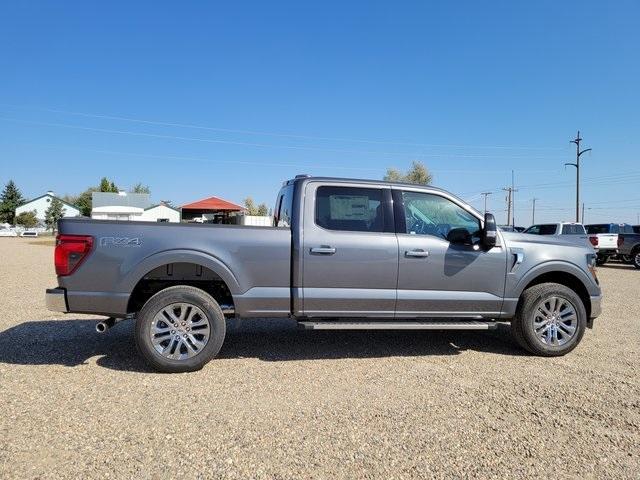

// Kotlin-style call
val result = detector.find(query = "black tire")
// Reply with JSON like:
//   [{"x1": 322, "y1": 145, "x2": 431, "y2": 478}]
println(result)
[
  {"x1": 621, "y1": 255, "x2": 633, "y2": 264},
  {"x1": 511, "y1": 282, "x2": 587, "y2": 357},
  {"x1": 632, "y1": 249, "x2": 640, "y2": 270},
  {"x1": 595, "y1": 254, "x2": 608, "y2": 266},
  {"x1": 135, "y1": 285, "x2": 226, "y2": 373}
]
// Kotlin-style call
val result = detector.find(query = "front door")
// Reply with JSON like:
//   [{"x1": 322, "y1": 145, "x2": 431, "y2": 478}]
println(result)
[
  {"x1": 301, "y1": 182, "x2": 398, "y2": 317},
  {"x1": 394, "y1": 188, "x2": 508, "y2": 318}
]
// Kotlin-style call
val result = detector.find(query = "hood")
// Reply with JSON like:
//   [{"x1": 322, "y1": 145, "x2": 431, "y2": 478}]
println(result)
[{"x1": 501, "y1": 232, "x2": 596, "y2": 251}]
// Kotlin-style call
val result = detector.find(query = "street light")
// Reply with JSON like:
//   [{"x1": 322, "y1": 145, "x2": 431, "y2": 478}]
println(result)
[{"x1": 565, "y1": 131, "x2": 592, "y2": 222}]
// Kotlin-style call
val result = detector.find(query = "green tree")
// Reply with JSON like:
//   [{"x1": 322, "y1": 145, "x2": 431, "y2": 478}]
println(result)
[
  {"x1": 75, "y1": 189, "x2": 95, "y2": 216},
  {"x1": 383, "y1": 161, "x2": 433, "y2": 185},
  {"x1": 0, "y1": 180, "x2": 25, "y2": 224},
  {"x1": 131, "y1": 182, "x2": 151, "y2": 194},
  {"x1": 99, "y1": 177, "x2": 119, "y2": 193},
  {"x1": 99, "y1": 177, "x2": 111, "y2": 192},
  {"x1": 244, "y1": 197, "x2": 269, "y2": 216},
  {"x1": 45, "y1": 197, "x2": 64, "y2": 234},
  {"x1": 257, "y1": 203, "x2": 269, "y2": 216},
  {"x1": 243, "y1": 197, "x2": 258, "y2": 215},
  {"x1": 15, "y1": 210, "x2": 38, "y2": 228}
]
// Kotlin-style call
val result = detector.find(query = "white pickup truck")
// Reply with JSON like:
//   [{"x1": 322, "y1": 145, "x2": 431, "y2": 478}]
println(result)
[{"x1": 585, "y1": 223, "x2": 635, "y2": 265}]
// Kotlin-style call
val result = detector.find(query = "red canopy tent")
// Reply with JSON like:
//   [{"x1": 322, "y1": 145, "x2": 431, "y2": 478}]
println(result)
[{"x1": 181, "y1": 196, "x2": 244, "y2": 223}]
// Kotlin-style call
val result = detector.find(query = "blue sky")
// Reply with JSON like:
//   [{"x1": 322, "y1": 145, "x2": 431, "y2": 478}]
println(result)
[{"x1": 1, "y1": 1, "x2": 638, "y2": 225}]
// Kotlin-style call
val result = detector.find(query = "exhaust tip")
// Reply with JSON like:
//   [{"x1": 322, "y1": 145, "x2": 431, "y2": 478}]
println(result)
[{"x1": 95, "y1": 317, "x2": 117, "y2": 333}]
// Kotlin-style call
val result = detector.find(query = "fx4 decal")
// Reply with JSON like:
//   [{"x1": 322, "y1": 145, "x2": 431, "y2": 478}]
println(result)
[{"x1": 100, "y1": 237, "x2": 142, "y2": 247}]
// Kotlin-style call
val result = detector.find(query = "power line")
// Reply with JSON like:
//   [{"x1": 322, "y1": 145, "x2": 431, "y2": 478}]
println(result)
[
  {"x1": 0, "y1": 116, "x2": 574, "y2": 160},
  {"x1": 0, "y1": 103, "x2": 566, "y2": 151}
]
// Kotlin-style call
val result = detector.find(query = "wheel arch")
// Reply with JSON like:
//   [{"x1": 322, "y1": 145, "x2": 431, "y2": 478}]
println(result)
[
  {"x1": 122, "y1": 250, "x2": 241, "y2": 314},
  {"x1": 515, "y1": 266, "x2": 593, "y2": 319}
]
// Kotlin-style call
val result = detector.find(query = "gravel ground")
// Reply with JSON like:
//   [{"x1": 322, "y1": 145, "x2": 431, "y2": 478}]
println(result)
[{"x1": 0, "y1": 238, "x2": 638, "y2": 479}]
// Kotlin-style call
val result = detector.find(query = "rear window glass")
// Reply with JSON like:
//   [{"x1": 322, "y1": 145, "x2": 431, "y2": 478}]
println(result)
[
  {"x1": 524, "y1": 224, "x2": 557, "y2": 235},
  {"x1": 315, "y1": 186, "x2": 384, "y2": 232},
  {"x1": 561, "y1": 224, "x2": 586, "y2": 235},
  {"x1": 586, "y1": 224, "x2": 610, "y2": 234},
  {"x1": 273, "y1": 184, "x2": 294, "y2": 227},
  {"x1": 620, "y1": 224, "x2": 634, "y2": 234}
]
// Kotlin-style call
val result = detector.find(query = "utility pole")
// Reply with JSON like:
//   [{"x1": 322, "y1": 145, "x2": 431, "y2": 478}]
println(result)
[
  {"x1": 566, "y1": 131, "x2": 592, "y2": 222},
  {"x1": 502, "y1": 171, "x2": 518, "y2": 227},
  {"x1": 581, "y1": 203, "x2": 585, "y2": 224},
  {"x1": 532, "y1": 198, "x2": 537, "y2": 224},
  {"x1": 511, "y1": 170, "x2": 516, "y2": 226},
  {"x1": 480, "y1": 192, "x2": 492, "y2": 215}
]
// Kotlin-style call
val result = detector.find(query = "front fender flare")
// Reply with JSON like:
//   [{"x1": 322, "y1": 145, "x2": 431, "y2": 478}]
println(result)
[{"x1": 510, "y1": 260, "x2": 597, "y2": 299}]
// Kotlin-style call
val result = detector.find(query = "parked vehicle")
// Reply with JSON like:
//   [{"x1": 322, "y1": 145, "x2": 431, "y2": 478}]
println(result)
[
  {"x1": 617, "y1": 231, "x2": 640, "y2": 269},
  {"x1": 0, "y1": 228, "x2": 18, "y2": 237},
  {"x1": 46, "y1": 176, "x2": 602, "y2": 372},
  {"x1": 498, "y1": 225, "x2": 526, "y2": 232},
  {"x1": 585, "y1": 223, "x2": 635, "y2": 265},
  {"x1": 523, "y1": 222, "x2": 595, "y2": 251}
]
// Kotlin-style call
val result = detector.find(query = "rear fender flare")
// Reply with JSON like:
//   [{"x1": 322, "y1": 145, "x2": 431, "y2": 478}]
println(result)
[{"x1": 120, "y1": 249, "x2": 242, "y2": 295}]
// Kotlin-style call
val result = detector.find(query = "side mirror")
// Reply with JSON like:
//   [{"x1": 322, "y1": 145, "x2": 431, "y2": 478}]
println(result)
[
  {"x1": 482, "y1": 213, "x2": 497, "y2": 249},
  {"x1": 447, "y1": 228, "x2": 472, "y2": 245}
]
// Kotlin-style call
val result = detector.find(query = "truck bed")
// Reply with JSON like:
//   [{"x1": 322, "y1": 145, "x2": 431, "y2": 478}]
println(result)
[{"x1": 57, "y1": 218, "x2": 292, "y2": 317}]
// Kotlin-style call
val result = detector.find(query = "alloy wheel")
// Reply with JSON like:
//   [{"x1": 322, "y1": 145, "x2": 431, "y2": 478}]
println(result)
[
  {"x1": 532, "y1": 296, "x2": 578, "y2": 347},
  {"x1": 150, "y1": 303, "x2": 211, "y2": 360}
]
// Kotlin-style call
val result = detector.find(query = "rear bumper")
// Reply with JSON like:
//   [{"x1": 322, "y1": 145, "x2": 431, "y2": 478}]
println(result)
[{"x1": 46, "y1": 288, "x2": 68, "y2": 313}]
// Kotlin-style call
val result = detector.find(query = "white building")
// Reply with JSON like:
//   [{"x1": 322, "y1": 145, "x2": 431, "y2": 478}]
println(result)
[
  {"x1": 91, "y1": 205, "x2": 145, "y2": 221},
  {"x1": 91, "y1": 191, "x2": 180, "y2": 222},
  {"x1": 15, "y1": 191, "x2": 81, "y2": 224},
  {"x1": 141, "y1": 204, "x2": 181, "y2": 223}
]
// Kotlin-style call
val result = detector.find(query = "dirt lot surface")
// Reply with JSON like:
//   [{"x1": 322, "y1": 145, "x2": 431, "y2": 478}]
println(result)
[{"x1": 0, "y1": 238, "x2": 638, "y2": 479}]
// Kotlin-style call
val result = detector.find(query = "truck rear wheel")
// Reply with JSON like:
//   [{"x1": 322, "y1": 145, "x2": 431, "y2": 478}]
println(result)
[
  {"x1": 633, "y1": 249, "x2": 640, "y2": 269},
  {"x1": 135, "y1": 285, "x2": 226, "y2": 373},
  {"x1": 511, "y1": 283, "x2": 586, "y2": 356}
]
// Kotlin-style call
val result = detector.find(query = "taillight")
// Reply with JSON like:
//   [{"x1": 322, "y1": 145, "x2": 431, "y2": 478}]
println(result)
[
  {"x1": 589, "y1": 236, "x2": 598, "y2": 247},
  {"x1": 618, "y1": 236, "x2": 624, "y2": 247},
  {"x1": 55, "y1": 235, "x2": 93, "y2": 276}
]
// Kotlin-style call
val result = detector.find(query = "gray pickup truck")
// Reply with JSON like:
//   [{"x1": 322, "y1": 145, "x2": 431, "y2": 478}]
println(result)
[
  {"x1": 47, "y1": 176, "x2": 602, "y2": 372},
  {"x1": 617, "y1": 227, "x2": 640, "y2": 269}
]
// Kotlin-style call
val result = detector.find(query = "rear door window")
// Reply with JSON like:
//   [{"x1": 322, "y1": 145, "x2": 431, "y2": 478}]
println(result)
[{"x1": 315, "y1": 186, "x2": 385, "y2": 232}]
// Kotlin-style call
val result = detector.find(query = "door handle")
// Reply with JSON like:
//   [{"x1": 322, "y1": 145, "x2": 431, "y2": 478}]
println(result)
[
  {"x1": 405, "y1": 249, "x2": 429, "y2": 258},
  {"x1": 310, "y1": 246, "x2": 337, "y2": 255}
]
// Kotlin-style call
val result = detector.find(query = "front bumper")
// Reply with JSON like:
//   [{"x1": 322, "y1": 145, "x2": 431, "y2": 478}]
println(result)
[
  {"x1": 590, "y1": 294, "x2": 602, "y2": 319},
  {"x1": 46, "y1": 288, "x2": 68, "y2": 313}
]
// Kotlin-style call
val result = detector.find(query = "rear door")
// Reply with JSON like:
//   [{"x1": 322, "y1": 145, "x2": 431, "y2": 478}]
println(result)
[
  {"x1": 301, "y1": 182, "x2": 398, "y2": 317},
  {"x1": 394, "y1": 188, "x2": 508, "y2": 317}
]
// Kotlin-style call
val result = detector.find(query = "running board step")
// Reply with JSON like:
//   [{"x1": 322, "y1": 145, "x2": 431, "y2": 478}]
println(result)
[{"x1": 298, "y1": 320, "x2": 498, "y2": 331}]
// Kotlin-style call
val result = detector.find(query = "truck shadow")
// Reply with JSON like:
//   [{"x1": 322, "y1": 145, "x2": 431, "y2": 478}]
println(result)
[{"x1": 0, "y1": 318, "x2": 525, "y2": 373}]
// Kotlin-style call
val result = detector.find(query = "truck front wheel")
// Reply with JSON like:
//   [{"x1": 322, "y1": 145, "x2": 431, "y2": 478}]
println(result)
[
  {"x1": 511, "y1": 283, "x2": 586, "y2": 356},
  {"x1": 135, "y1": 285, "x2": 226, "y2": 373}
]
